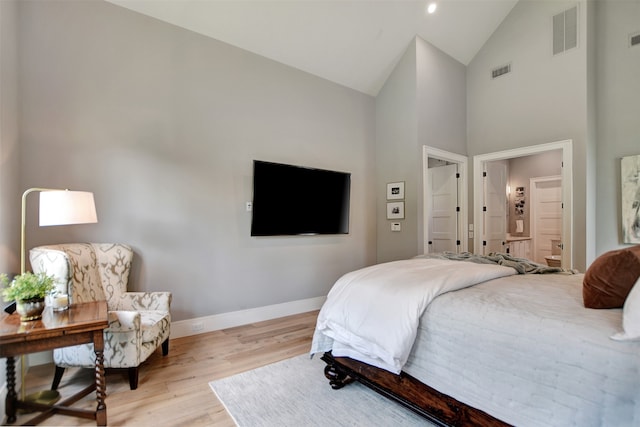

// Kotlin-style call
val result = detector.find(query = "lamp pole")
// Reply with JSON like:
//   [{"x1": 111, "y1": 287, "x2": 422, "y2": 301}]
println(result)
[{"x1": 20, "y1": 188, "x2": 56, "y2": 274}]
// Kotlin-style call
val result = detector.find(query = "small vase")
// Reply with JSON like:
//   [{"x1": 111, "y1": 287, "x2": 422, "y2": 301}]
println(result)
[{"x1": 16, "y1": 298, "x2": 46, "y2": 321}]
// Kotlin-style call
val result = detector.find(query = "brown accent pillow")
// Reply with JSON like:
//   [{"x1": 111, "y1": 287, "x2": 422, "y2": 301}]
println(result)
[{"x1": 583, "y1": 245, "x2": 640, "y2": 308}]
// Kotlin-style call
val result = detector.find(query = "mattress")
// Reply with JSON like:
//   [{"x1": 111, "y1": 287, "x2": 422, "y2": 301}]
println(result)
[{"x1": 403, "y1": 273, "x2": 640, "y2": 427}]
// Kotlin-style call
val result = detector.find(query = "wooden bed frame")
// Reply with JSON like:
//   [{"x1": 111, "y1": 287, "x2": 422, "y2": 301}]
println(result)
[{"x1": 321, "y1": 351, "x2": 509, "y2": 427}]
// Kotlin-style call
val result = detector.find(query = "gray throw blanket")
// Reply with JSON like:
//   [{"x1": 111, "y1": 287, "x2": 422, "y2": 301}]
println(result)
[{"x1": 415, "y1": 252, "x2": 574, "y2": 274}]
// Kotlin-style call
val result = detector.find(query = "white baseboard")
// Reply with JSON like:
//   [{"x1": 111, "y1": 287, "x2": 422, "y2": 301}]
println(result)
[
  {"x1": 11, "y1": 352, "x2": 53, "y2": 368},
  {"x1": 171, "y1": 296, "x2": 325, "y2": 339},
  {"x1": 28, "y1": 351, "x2": 53, "y2": 366}
]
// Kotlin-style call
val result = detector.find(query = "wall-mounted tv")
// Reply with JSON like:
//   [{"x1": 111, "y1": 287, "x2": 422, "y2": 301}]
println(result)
[{"x1": 251, "y1": 160, "x2": 351, "y2": 236}]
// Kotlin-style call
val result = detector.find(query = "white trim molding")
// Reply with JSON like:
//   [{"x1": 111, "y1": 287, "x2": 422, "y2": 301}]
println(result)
[{"x1": 170, "y1": 296, "x2": 325, "y2": 339}]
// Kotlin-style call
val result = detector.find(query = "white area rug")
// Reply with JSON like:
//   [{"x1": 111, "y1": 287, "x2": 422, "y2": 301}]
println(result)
[{"x1": 209, "y1": 354, "x2": 433, "y2": 426}]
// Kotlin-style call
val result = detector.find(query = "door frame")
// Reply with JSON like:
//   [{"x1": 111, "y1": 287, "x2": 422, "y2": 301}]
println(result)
[
  {"x1": 530, "y1": 175, "x2": 562, "y2": 263},
  {"x1": 422, "y1": 146, "x2": 468, "y2": 254},
  {"x1": 473, "y1": 140, "x2": 573, "y2": 268}
]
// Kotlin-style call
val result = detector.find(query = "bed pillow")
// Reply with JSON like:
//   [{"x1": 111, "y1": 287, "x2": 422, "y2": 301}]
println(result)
[
  {"x1": 583, "y1": 245, "x2": 640, "y2": 309},
  {"x1": 611, "y1": 277, "x2": 640, "y2": 341}
]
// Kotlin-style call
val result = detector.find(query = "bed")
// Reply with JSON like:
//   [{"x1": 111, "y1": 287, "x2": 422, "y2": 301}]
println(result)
[{"x1": 310, "y1": 251, "x2": 640, "y2": 427}]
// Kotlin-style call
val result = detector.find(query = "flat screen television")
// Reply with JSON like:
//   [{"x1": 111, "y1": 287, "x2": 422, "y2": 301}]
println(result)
[{"x1": 251, "y1": 160, "x2": 351, "y2": 236}]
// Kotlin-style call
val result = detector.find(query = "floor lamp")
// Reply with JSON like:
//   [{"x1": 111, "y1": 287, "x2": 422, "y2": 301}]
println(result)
[{"x1": 19, "y1": 188, "x2": 98, "y2": 404}]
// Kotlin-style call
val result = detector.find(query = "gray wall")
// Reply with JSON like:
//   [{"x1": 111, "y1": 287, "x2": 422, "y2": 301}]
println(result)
[
  {"x1": 0, "y1": 0, "x2": 19, "y2": 416},
  {"x1": 467, "y1": 0, "x2": 591, "y2": 271},
  {"x1": 595, "y1": 0, "x2": 640, "y2": 252},
  {"x1": 416, "y1": 37, "x2": 467, "y2": 157},
  {"x1": 0, "y1": 0, "x2": 19, "y2": 275},
  {"x1": 375, "y1": 37, "x2": 466, "y2": 262},
  {"x1": 375, "y1": 40, "x2": 418, "y2": 262},
  {"x1": 14, "y1": 0, "x2": 377, "y2": 321}
]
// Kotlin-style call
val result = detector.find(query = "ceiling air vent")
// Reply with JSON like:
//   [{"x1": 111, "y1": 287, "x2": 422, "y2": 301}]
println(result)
[
  {"x1": 630, "y1": 32, "x2": 640, "y2": 48},
  {"x1": 491, "y1": 63, "x2": 511, "y2": 79},
  {"x1": 553, "y1": 5, "x2": 578, "y2": 55}
]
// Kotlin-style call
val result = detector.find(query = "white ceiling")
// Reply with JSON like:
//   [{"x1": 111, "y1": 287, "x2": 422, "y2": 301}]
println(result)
[{"x1": 107, "y1": 0, "x2": 518, "y2": 96}]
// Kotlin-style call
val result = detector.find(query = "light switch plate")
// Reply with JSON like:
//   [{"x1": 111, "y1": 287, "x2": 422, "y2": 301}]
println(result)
[{"x1": 391, "y1": 223, "x2": 401, "y2": 232}]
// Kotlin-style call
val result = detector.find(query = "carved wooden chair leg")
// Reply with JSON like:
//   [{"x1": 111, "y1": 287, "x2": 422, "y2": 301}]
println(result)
[
  {"x1": 51, "y1": 366, "x2": 66, "y2": 390},
  {"x1": 128, "y1": 366, "x2": 139, "y2": 390},
  {"x1": 162, "y1": 338, "x2": 169, "y2": 356}
]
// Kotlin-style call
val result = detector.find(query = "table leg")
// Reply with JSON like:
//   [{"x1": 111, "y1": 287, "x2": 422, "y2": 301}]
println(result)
[
  {"x1": 5, "y1": 356, "x2": 16, "y2": 424},
  {"x1": 93, "y1": 331, "x2": 107, "y2": 426}
]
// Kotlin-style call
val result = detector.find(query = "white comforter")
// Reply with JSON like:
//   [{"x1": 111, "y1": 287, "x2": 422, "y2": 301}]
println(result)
[
  {"x1": 404, "y1": 273, "x2": 640, "y2": 426},
  {"x1": 310, "y1": 258, "x2": 516, "y2": 373}
]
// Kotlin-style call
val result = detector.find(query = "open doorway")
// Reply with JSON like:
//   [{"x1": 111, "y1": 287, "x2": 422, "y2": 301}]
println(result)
[
  {"x1": 473, "y1": 140, "x2": 573, "y2": 269},
  {"x1": 530, "y1": 175, "x2": 562, "y2": 264},
  {"x1": 422, "y1": 146, "x2": 468, "y2": 254}
]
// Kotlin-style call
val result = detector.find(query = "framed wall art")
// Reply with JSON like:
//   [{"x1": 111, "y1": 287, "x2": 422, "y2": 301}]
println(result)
[
  {"x1": 386, "y1": 201, "x2": 404, "y2": 219},
  {"x1": 621, "y1": 154, "x2": 640, "y2": 244},
  {"x1": 514, "y1": 186, "x2": 525, "y2": 217},
  {"x1": 386, "y1": 182, "x2": 405, "y2": 200}
]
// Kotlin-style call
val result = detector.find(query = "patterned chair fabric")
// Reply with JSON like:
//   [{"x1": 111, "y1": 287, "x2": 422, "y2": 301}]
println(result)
[{"x1": 30, "y1": 243, "x2": 172, "y2": 390}]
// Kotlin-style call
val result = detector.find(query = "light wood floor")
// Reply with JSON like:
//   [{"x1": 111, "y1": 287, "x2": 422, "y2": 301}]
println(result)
[{"x1": 5, "y1": 310, "x2": 319, "y2": 426}]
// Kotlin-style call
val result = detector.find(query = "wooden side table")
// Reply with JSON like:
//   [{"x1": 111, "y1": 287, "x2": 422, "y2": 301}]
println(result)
[{"x1": 0, "y1": 301, "x2": 109, "y2": 426}]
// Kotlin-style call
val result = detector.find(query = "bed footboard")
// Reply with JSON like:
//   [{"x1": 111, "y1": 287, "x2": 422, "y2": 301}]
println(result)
[{"x1": 321, "y1": 352, "x2": 509, "y2": 427}]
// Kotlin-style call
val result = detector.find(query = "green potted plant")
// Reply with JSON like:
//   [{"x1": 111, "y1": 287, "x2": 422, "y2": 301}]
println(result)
[{"x1": 1, "y1": 272, "x2": 55, "y2": 321}]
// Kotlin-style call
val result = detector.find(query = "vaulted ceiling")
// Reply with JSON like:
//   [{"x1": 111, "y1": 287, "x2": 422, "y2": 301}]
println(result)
[{"x1": 107, "y1": 0, "x2": 518, "y2": 96}]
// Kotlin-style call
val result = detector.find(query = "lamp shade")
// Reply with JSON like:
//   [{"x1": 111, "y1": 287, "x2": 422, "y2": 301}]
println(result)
[{"x1": 39, "y1": 190, "x2": 98, "y2": 226}]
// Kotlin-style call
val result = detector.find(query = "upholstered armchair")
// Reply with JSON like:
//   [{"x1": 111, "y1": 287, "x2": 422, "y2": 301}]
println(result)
[{"x1": 30, "y1": 243, "x2": 172, "y2": 390}]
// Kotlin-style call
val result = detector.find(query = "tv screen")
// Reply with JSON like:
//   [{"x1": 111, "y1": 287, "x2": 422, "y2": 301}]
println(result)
[{"x1": 251, "y1": 160, "x2": 351, "y2": 236}]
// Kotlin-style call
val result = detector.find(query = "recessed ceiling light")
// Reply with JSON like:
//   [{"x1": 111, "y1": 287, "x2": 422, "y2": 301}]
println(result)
[{"x1": 427, "y1": 2, "x2": 437, "y2": 14}]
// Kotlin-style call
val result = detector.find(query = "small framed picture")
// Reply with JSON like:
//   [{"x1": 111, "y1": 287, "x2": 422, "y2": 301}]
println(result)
[
  {"x1": 386, "y1": 202, "x2": 404, "y2": 219},
  {"x1": 387, "y1": 181, "x2": 405, "y2": 200}
]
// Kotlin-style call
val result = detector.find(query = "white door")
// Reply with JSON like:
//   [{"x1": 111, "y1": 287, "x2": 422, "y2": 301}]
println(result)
[
  {"x1": 428, "y1": 164, "x2": 458, "y2": 253},
  {"x1": 483, "y1": 161, "x2": 507, "y2": 254},
  {"x1": 531, "y1": 177, "x2": 562, "y2": 264}
]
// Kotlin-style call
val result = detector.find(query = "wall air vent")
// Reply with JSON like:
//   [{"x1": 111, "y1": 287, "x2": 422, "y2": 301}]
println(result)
[
  {"x1": 553, "y1": 5, "x2": 578, "y2": 55},
  {"x1": 630, "y1": 32, "x2": 640, "y2": 48},
  {"x1": 491, "y1": 63, "x2": 511, "y2": 79}
]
